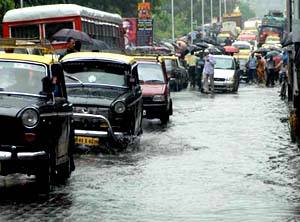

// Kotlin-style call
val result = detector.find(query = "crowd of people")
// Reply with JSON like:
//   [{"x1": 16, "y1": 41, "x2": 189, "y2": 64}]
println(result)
[{"x1": 244, "y1": 50, "x2": 288, "y2": 88}]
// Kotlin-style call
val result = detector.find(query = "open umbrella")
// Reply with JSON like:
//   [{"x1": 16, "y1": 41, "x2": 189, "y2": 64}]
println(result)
[
  {"x1": 51, "y1": 29, "x2": 93, "y2": 43},
  {"x1": 266, "y1": 50, "x2": 281, "y2": 58},
  {"x1": 196, "y1": 42, "x2": 209, "y2": 49},
  {"x1": 224, "y1": 46, "x2": 239, "y2": 53},
  {"x1": 254, "y1": 47, "x2": 270, "y2": 54}
]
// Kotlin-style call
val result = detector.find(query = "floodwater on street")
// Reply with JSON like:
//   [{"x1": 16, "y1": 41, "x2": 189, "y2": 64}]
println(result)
[{"x1": 0, "y1": 85, "x2": 300, "y2": 222}]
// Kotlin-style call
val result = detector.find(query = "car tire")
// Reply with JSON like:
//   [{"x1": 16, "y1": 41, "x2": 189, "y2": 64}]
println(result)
[
  {"x1": 169, "y1": 99, "x2": 173, "y2": 116},
  {"x1": 160, "y1": 112, "x2": 170, "y2": 124},
  {"x1": 56, "y1": 158, "x2": 71, "y2": 183},
  {"x1": 36, "y1": 160, "x2": 51, "y2": 193}
]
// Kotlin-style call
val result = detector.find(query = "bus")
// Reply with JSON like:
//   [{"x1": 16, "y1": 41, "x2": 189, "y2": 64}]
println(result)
[{"x1": 2, "y1": 4, "x2": 124, "y2": 50}]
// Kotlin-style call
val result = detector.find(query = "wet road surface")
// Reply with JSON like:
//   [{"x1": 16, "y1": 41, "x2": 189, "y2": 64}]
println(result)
[{"x1": 0, "y1": 85, "x2": 300, "y2": 221}]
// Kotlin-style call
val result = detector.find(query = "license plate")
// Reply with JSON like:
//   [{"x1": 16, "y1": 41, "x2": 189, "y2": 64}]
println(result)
[{"x1": 75, "y1": 136, "x2": 99, "y2": 146}]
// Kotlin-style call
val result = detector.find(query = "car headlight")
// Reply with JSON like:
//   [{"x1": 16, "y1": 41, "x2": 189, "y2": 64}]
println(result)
[
  {"x1": 114, "y1": 101, "x2": 126, "y2": 114},
  {"x1": 153, "y1": 95, "x2": 166, "y2": 102},
  {"x1": 21, "y1": 108, "x2": 39, "y2": 128},
  {"x1": 227, "y1": 76, "x2": 234, "y2": 81}
]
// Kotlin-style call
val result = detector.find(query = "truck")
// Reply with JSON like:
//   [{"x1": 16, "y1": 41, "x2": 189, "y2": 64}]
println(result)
[
  {"x1": 258, "y1": 10, "x2": 286, "y2": 46},
  {"x1": 223, "y1": 7, "x2": 243, "y2": 30}
]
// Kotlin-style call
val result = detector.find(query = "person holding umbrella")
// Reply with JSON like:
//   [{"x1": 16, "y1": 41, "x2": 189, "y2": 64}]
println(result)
[
  {"x1": 203, "y1": 49, "x2": 216, "y2": 94},
  {"x1": 266, "y1": 55, "x2": 275, "y2": 87}
]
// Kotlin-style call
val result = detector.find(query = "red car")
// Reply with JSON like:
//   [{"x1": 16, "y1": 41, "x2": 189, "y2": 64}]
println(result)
[{"x1": 135, "y1": 56, "x2": 173, "y2": 124}]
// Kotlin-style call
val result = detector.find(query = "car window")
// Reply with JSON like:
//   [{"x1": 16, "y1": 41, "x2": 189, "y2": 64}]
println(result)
[
  {"x1": 215, "y1": 58, "x2": 234, "y2": 70},
  {"x1": 137, "y1": 63, "x2": 165, "y2": 84},
  {"x1": 0, "y1": 61, "x2": 46, "y2": 94},
  {"x1": 63, "y1": 61, "x2": 127, "y2": 87},
  {"x1": 164, "y1": 59, "x2": 177, "y2": 72},
  {"x1": 232, "y1": 44, "x2": 251, "y2": 50}
]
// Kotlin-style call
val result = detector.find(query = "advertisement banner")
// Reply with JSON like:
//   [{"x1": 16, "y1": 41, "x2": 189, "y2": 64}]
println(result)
[
  {"x1": 137, "y1": 19, "x2": 153, "y2": 46},
  {"x1": 138, "y1": 2, "x2": 151, "y2": 19},
  {"x1": 123, "y1": 18, "x2": 137, "y2": 47}
]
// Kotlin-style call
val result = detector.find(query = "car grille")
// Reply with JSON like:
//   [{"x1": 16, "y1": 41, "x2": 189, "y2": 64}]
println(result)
[
  {"x1": 0, "y1": 116, "x2": 24, "y2": 145},
  {"x1": 142, "y1": 96, "x2": 153, "y2": 104},
  {"x1": 214, "y1": 78, "x2": 225, "y2": 82},
  {"x1": 73, "y1": 106, "x2": 111, "y2": 131},
  {"x1": 73, "y1": 106, "x2": 109, "y2": 118}
]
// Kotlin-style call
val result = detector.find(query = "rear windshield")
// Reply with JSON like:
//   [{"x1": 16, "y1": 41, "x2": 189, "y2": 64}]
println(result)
[
  {"x1": 137, "y1": 63, "x2": 165, "y2": 84},
  {"x1": 0, "y1": 61, "x2": 46, "y2": 94}
]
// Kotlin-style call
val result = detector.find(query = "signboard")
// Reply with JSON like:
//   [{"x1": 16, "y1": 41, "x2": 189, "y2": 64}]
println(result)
[
  {"x1": 123, "y1": 18, "x2": 137, "y2": 47},
  {"x1": 138, "y1": 2, "x2": 151, "y2": 19},
  {"x1": 137, "y1": 19, "x2": 153, "y2": 46}
]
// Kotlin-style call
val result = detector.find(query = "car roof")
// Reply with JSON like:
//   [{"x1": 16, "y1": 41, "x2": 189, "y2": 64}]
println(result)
[
  {"x1": 61, "y1": 52, "x2": 136, "y2": 65},
  {"x1": 132, "y1": 55, "x2": 164, "y2": 63},
  {"x1": 159, "y1": 55, "x2": 177, "y2": 60},
  {"x1": 213, "y1": 55, "x2": 234, "y2": 59},
  {"x1": 0, "y1": 53, "x2": 54, "y2": 64}
]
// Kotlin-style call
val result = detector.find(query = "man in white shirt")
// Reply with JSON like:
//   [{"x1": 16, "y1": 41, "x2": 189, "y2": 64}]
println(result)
[{"x1": 203, "y1": 49, "x2": 216, "y2": 93}]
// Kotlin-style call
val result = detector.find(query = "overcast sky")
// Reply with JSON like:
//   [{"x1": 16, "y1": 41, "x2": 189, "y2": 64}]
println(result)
[{"x1": 245, "y1": 0, "x2": 286, "y2": 18}]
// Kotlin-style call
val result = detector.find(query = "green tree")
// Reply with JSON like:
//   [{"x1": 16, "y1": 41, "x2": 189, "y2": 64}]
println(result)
[
  {"x1": 238, "y1": 1, "x2": 255, "y2": 21},
  {"x1": 0, "y1": 0, "x2": 14, "y2": 21}
]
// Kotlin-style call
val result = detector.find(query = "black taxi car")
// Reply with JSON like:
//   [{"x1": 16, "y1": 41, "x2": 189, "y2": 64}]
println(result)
[
  {"x1": 61, "y1": 52, "x2": 143, "y2": 153},
  {"x1": 0, "y1": 53, "x2": 74, "y2": 189},
  {"x1": 161, "y1": 55, "x2": 189, "y2": 91}
]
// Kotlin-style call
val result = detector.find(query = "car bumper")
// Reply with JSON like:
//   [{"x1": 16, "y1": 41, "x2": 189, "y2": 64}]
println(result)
[
  {"x1": 73, "y1": 113, "x2": 126, "y2": 151},
  {"x1": 214, "y1": 81, "x2": 235, "y2": 91},
  {"x1": 143, "y1": 103, "x2": 168, "y2": 119},
  {"x1": 0, "y1": 150, "x2": 47, "y2": 161}
]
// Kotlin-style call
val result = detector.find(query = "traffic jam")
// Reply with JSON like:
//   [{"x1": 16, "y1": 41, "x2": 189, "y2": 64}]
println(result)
[{"x1": 0, "y1": 1, "x2": 300, "y2": 221}]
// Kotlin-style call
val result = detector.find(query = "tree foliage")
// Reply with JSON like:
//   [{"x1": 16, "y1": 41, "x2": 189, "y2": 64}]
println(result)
[
  {"x1": 239, "y1": 1, "x2": 256, "y2": 21},
  {"x1": 0, "y1": 0, "x2": 14, "y2": 21}
]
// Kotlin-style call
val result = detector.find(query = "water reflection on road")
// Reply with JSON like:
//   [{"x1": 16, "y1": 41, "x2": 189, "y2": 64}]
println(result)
[{"x1": 0, "y1": 85, "x2": 300, "y2": 222}]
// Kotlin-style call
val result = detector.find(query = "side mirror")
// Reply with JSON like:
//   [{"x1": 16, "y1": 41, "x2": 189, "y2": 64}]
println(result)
[
  {"x1": 129, "y1": 77, "x2": 136, "y2": 88},
  {"x1": 41, "y1": 76, "x2": 53, "y2": 99}
]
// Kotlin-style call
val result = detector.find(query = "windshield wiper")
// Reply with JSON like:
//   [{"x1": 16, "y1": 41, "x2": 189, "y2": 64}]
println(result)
[
  {"x1": 145, "y1": 80, "x2": 164, "y2": 83},
  {"x1": 65, "y1": 74, "x2": 84, "y2": 84}
]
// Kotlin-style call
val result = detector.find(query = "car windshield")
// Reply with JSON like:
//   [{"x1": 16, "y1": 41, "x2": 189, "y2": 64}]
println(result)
[
  {"x1": 215, "y1": 57, "x2": 234, "y2": 69},
  {"x1": 0, "y1": 61, "x2": 46, "y2": 94},
  {"x1": 233, "y1": 44, "x2": 251, "y2": 50},
  {"x1": 63, "y1": 61, "x2": 127, "y2": 87},
  {"x1": 138, "y1": 63, "x2": 165, "y2": 83}
]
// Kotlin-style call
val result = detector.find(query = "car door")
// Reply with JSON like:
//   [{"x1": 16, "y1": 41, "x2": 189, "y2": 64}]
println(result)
[
  {"x1": 50, "y1": 64, "x2": 73, "y2": 165},
  {"x1": 131, "y1": 65, "x2": 143, "y2": 135}
]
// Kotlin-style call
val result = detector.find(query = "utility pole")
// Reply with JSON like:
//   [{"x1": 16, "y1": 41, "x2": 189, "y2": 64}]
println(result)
[
  {"x1": 219, "y1": 0, "x2": 222, "y2": 22},
  {"x1": 171, "y1": 0, "x2": 175, "y2": 42},
  {"x1": 211, "y1": 0, "x2": 213, "y2": 23},
  {"x1": 202, "y1": 0, "x2": 204, "y2": 40},
  {"x1": 191, "y1": 0, "x2": 193, "y2": 44},
  {"x1": 224, "y1": 0, "x2": 227, "y2": 15},
  {"x1": 20, "y1": 0, "x2": 23, "y2": 8}
]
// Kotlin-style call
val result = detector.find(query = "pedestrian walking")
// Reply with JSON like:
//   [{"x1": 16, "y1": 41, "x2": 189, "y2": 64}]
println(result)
[
  {"x1": 195, "y1": 52, "x2": 205, "y2": 90},
  {"x1": 184, "y1": 51, "x2": 197, "y2": 88},
  {"x1": 203, "y1": 49, "x2": 216, "y2": 94},
  {"x1": 256, "y1": 55, "x2": 265, "y2": 84},
  {"x1": 266, "y1": 55, "x2": 275, "y2": 87},
  {"x1": 247, "y1": 53, "x2": 257, "y2": 83}
]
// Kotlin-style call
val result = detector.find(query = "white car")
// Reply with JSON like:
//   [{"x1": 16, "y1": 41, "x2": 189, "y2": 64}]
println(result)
[{"x1": 212, "y1": 55, "x2": 240, "y2": 92}]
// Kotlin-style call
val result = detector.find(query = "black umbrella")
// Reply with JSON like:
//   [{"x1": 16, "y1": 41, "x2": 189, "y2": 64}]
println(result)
[
  {"x1": 254, "y1": 48, "x2": 270, "y2": 53},
  {"x1": 265, "y1": 50, "x2": 281, "y2": 58},
  {"x1": 196, "y1": 42, "x2": 209, "y2": 49},
  {"x1": 51, "y1": 29, "x2": 93, "y2": 43}
]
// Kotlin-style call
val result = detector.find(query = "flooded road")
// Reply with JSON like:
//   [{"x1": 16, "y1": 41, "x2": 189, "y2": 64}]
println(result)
[{"x1": 0, "y1": 85, "x2": 300, "y2": 221}]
